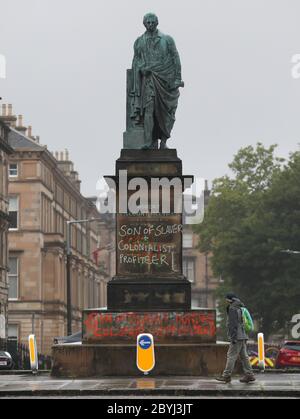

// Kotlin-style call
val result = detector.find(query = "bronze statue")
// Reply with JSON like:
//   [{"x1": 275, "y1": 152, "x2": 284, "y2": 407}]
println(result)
[{"x1": 129, "y1": 13, "x2": 184, "y2": 150}]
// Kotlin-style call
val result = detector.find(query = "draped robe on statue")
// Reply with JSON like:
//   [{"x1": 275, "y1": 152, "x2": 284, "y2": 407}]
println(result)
[{"x1": 130, "y1": 30, "x2": 183, "y2": 143}]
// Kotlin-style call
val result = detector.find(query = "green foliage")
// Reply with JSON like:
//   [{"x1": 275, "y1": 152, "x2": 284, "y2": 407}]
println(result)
[{"x1": 196, "y1": 144, "x2": 300, "y2": 339}]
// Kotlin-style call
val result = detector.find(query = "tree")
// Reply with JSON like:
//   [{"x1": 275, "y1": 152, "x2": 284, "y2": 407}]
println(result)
[{"x1": 195, "y1": 144, "x2": 300, "y2": 338}]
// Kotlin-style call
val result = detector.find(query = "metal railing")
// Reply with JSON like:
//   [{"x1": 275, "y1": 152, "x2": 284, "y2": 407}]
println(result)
[{"x1": 1, "y1": 339, "x2": 52, "y2": 370}]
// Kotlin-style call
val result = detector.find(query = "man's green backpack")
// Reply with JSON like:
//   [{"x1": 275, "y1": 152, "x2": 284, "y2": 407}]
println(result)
[{"x1": 241, "y1": 307, "x2": 254, "y2": 334}]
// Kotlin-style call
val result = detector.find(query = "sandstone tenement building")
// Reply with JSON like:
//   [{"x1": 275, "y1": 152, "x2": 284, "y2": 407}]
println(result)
[
  {"x1": 0, "y1": 105, "x2": 115, "y2": 354},
  {"x1": 0, "y1": 114, "x2": 13, "y2": 346}
]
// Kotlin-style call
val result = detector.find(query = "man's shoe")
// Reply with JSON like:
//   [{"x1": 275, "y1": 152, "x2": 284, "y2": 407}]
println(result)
[
  {"x1": 215, "y1": 376, "x2": 231, "y2": 384},
  {"x1": 239, "y1": 375, "x2": 256, "y2": 384}
]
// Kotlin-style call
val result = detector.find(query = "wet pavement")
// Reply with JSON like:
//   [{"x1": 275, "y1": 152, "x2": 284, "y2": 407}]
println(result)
[{"x1": 0, "y1": 373, "x2": 299, "y2": 397}]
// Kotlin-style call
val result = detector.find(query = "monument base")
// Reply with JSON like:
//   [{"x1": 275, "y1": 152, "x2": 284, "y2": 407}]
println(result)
[
  {"x1": 51, "y1": 308, "x2": 221, "y2": 378},
  {"x1": 82, "y1": 308, "x2": 216, "y2": 344},
  {"x1": 107, "y1": 277, "x2": 192, "y2": 311},
  {"x1": 51, "y1": 343, "x2": 229, "y2": 378}
]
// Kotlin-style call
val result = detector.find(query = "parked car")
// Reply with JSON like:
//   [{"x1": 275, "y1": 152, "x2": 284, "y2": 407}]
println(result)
[
  {"x1": 276, "y1": 341, "x2": 300, "y2": 369},
  {"x1": 53, "y1": 331, "x2": 82, "y2": 345},
  {"x1": 0, "y1": 351, "x2": 14, "y2": 370}
]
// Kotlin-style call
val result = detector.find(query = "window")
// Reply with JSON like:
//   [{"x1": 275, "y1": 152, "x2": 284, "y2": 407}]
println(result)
[
  {"x1": 9, "y1": 197, "x2": 19, "y2": 229},
  {"x1": 78, "y1": 274, "x2": 82, "y2": 310},
  {"x1": 89, "y1": 279, "x2": 94, "y2": 308},
  {"x1": 0, "y1": 231, "x2": 6, "y2": 269},
  {"x1": 8, "y1": 257, "x2": 19, "y2": 300},
  {"x1": 9, "y1": 163, "x2": 18, "y2": 177},
  {"x1": 8, "y1": 324, "x2": 19, "y2": 341},
  {"x1": 192, "y1": 297, "x2": 200, "y2": 308},
  {"x1": 192, "y1": 295, "x2": 207, "y2": 308},
  {"x1": 183, "y1": 258, "x2": 195, "y2": 283},
  {"x1": 183, "y1": 233, "x2": 193, "y2": 249},
  {"x1": 284, "y1": 343, "x2": 300, "y2": 352}
]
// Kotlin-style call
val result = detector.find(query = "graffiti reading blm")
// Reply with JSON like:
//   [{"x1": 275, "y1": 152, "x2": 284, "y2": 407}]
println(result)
[{"x1": 117, "y1": 215, "x2": 183, "y2": 276}]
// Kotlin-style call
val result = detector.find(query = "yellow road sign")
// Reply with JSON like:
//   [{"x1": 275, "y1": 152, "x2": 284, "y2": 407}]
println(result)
[{"x1": 137, "y1": 334, "x2": 155, "y2": 375}]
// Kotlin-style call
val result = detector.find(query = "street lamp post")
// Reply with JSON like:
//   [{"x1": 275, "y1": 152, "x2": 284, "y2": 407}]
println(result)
[{"x1": 66, "y1": 218, "x2": 103, "y2": 336}]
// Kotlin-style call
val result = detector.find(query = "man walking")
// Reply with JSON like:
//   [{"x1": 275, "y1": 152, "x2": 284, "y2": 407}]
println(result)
[{"x1": 216, "y1": 293, "x2": 256, "y2": 384}]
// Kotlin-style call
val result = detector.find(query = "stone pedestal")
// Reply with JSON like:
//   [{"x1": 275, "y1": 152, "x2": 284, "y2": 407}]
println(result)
[
  {"x1": 106, "y1": 149, "x2": 194, "y2": 311},
  {"x1": 52, "y1": 343, "x2": 229, "y2": 378}
]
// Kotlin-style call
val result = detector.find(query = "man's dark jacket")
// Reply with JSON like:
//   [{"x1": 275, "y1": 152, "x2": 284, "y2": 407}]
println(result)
[{"x1": 227, "y1": 299, "x2": 248, "y2": 343}]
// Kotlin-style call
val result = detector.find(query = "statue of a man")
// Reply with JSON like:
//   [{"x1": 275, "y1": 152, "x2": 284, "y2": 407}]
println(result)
[{"x1": 130, "y1": 13, "x2": 184, "y2": 150}]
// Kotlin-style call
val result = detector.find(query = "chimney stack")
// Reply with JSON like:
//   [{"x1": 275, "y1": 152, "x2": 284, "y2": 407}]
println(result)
[
  {"x1": 0, "y1": 103, "x2": 17, "y2": 127},
  {"x1": 27, "y1": 125, "x2": 32, "y2": 138},
  {"x1": 15, "y1": 114, "x2": 27, "y2": 134},
  {"x1": 55, "y1": 150, "x2": 81, "y2": 190}
]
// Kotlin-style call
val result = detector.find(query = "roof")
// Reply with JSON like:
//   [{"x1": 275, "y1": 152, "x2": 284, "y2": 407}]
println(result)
[
  {"x1": 8, "y1": 127, "x2": 44, "y2": 151},
  {"x1": 0, "y1": 120, "x2": 14, "y2": 154},
  {"x1": 0, "y1": 137, "x2": 14, "y2": 154}
]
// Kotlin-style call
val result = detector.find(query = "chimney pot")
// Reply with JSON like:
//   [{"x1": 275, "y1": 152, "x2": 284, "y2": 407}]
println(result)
[
  {"x1": 27, "y1": 126, "x2": 32, "y2": 137},
  {"x1": 18, "y1": 115, "x2": 23, "y2": 127},
  {"x1": 1, "y1": 104, "x2": 6, "y2": 116}
]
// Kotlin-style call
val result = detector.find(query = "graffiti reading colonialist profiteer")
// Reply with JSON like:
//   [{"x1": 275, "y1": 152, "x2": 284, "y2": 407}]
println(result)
[
  {"x1": 130, "y1": 13, "x2": 184, "y2": 150},
  {"x1": 117, "y1": 215, "x2": 183, "y2": 276}
]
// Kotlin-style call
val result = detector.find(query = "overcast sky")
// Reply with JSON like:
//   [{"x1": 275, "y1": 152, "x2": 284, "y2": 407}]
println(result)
[{"x1": 1, "y1": 0, "x2": 300, "y2": 195}]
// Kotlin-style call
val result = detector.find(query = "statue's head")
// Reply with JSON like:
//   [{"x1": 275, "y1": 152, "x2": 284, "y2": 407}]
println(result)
[{"x1": 143, "y1": 13, "x2": 159, "y2": 33}]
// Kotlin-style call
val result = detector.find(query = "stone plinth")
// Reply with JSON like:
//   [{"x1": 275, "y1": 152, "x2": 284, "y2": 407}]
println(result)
[
  {"x1": 52, "y1": 343, "x2": 229, "y2": 378},
  {"x1": 82, "y1": 309, "x2": 216, "y2": 344},
  {"x1": 106, "y1": 149, "x2": 194, "y2": 312}
]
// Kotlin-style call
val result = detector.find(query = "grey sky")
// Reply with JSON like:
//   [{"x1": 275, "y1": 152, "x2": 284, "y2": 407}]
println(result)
[{"x1": 1, "y1": 0, "x2": 300, "y2": 195}]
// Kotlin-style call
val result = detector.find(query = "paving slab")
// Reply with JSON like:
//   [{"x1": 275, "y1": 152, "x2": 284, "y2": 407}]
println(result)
[{"x1": 0, "y1": 374, "x2": 299, "y2": 398}]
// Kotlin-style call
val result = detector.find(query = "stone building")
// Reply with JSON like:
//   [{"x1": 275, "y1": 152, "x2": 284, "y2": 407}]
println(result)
[
  {"x1": 183, "y1": 225, "x2": 220, "y2": 308},
  {"x1": 0, "y1": 105, "x2": 114, "y2": 354},
  {"x1": 0, "y1": 116, "x2": 13, "y2": 346},
  {"x1": 183, "y1": 185, "x2": 220, "y2": 309}
]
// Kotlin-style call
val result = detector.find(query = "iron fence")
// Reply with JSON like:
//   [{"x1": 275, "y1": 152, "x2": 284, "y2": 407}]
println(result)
[{"x1": 0, "y1": 339, "x2": 52, "y2": 370}]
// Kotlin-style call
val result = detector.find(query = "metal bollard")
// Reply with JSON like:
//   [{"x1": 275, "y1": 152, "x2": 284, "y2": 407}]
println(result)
[
  {"x1": 28, "y1": 335, "x2": 39, "y2": 375},
  {"x1": 258, "y1": 333, "x2": 265, "y2": 371}
]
